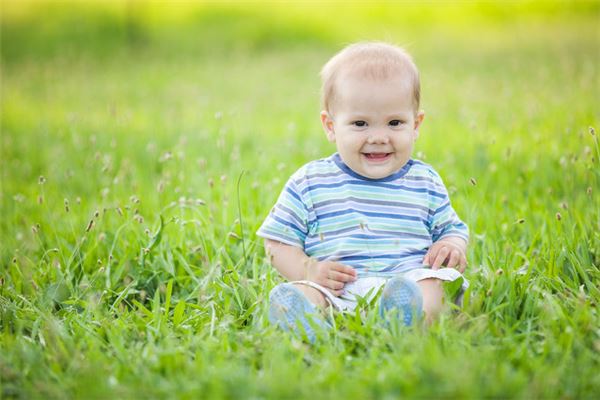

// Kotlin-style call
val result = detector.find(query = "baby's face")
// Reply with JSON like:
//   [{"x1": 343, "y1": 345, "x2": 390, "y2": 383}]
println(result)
[{"x1": 322, "y1": 74, "x2": 423, "y2": 179}]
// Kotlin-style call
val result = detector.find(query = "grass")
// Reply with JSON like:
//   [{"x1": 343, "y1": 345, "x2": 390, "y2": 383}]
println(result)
[{"x1": 1, "y1": 1, "x2": 599, "y2": 399}]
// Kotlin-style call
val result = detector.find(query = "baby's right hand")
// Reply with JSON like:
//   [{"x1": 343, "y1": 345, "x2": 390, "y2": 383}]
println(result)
[{"x1": 305, "y1": 260, "x2": 357, "y2": 297}]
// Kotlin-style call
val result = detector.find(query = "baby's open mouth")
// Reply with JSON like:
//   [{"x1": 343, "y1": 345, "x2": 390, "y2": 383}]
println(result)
[{"x1": 362, "y1": 152, "x2": 392, "y2": 161}]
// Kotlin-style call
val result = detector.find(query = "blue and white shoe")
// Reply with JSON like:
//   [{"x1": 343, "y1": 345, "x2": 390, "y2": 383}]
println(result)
[
  {"x1": 268, "y1": 283, "x2": 330, "y2": 343},
  {"x1": 378, "y1": 277, "x2": 423, "y2": 326}
]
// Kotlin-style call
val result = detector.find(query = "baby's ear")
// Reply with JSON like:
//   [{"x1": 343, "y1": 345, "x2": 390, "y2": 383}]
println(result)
[
  {"x1": 414, "y1": 110, "x2": 425, "y2": 138},
  {"x1": 321, "y1": 111, "x2": 336, "y2": 142}
]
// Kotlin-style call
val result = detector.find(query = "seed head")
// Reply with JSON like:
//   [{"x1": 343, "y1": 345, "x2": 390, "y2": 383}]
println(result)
[
  {"x1": 116, "y1": 207, "x2": 123, "y2": 216},
  {"x1": 469, "y1": 177, "x2": 477, "y2": 186},
  {"x1": 556, "y1": 212, "x2": 562, "y2": 221},
  {"x1": 38, "y1": 176, "x2": 46, "y2": 185},
  {"x1": 86, "y1": 220, "x2": 95, "y2": 232},
  {"x1": 160, "y1": 151, "x2": 173, "y2": 162},
  {"x1": 590, "y1": 126, "x2": 596, "y2": 136},
  {"x1": 587, "y1": 187, "x2": 593, "y2": 196},
  {"x1": 560, "y1": 202, "x2": 568, "y2": 210},
  {"x1": 495, "y1": 268, "x2": 503, "y2": 275},
  {"x1": 94, "y1": 210, "x2": 100, "y2": 218},
  {"x1": 64, "y1": 199, "x2": 70, "y2": 213},
  {"x1": 38, "y1": 195, "x2": 43, "y2": 205},
  {"x1": 208, "y1": 178, "x2": 214, "y2": 188},
  {"x1": 228, "y1": 232, "x2": 241, "y2": 240},
  {"x1": 31, "y1": 225, "x2": 39, "y2": 234},
  {"x1": 516, "y1": 218, "x2": 525, "y2": 224}
]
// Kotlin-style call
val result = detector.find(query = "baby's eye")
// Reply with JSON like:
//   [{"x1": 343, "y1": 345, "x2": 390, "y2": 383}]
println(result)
[
  {"x1": 389, "y1": 120, "x2": 405, "y2": 127},
  {"x1": 352, "y1": 120, "x2": 367, "y2": 127}
]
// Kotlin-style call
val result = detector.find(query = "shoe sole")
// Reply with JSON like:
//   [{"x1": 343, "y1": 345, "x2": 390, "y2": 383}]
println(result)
[
  {"x1": 379, "y1": 277, "x2": 423, "y2": 326},
  {"x1": 268, "y1": 283, "x2": 329, "y2": 342}
]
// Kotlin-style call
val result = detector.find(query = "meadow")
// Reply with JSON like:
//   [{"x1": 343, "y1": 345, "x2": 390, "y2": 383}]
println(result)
[{"x1": 1, "y1": 2, "x2": 599, "y2": 398}]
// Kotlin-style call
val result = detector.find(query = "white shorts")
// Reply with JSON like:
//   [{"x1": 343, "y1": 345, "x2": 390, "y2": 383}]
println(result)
[{"x1": 293, "y1": 267, "x2": 469, "y2": 312}]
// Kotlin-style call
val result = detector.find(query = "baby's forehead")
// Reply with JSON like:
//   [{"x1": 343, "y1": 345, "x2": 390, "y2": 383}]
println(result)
[
  {"x1": 331, "y1": 70, "x2": 417, "y2": 108},
  {"x1": 337, "y1": 67, "x2": 414, "y2": 88}
]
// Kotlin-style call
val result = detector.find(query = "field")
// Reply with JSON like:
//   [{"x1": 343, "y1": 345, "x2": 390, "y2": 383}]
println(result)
[{"x1": 1, "y1": 1, "x2": 599, "y2": 398}]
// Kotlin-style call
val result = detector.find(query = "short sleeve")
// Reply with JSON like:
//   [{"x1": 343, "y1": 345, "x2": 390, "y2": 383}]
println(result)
[
  {"x1": 428, "y1": 173, "x2": 469, "y2": 243},
  {"x1": 257, "y1": 175, "x2": 309, "y2": 248}
]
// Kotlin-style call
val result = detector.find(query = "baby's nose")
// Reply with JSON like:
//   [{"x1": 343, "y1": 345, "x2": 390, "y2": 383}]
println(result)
[{"x1": 367, "y1": 131, "x2": 390, "y2": 144}]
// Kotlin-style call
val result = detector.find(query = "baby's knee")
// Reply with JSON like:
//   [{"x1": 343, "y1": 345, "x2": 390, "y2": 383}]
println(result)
[
  {"x1": 417, "y1": 278, "x2": 444, "y2": 322},
  {"x1": 292, "y1": 283, "x2": 329, "y2": 309}
]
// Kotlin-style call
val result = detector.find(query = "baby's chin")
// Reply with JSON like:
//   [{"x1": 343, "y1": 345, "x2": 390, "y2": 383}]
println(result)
[
  {"x1": 352, "y1": 162, "x2": 399, "y2": 179},
  {"x1": 360, "y1": 160, "x2": 412, "y2": 179}
]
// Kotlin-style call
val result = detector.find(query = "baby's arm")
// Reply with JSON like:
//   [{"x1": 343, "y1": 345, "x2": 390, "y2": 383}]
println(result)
[
  {"x1": 423, "y1": 236, "x2": 468, "y2": 272},
  {"x1": 264, "y1": 239, "x2": 357, "y2": 296}
]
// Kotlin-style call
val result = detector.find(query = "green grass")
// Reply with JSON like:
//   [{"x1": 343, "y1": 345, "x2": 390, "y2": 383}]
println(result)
[{"x1": 1, "y1": 2, "x2": 599, "y2": 399}]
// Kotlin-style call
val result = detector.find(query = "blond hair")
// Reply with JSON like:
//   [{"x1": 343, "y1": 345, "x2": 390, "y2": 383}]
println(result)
[{"x1": 320, "y1": 42, "x2": 421, "y2": 113}]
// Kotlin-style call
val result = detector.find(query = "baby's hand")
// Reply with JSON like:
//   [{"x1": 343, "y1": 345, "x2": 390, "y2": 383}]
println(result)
[
  {"x1": 423, "y1": 237, "x2": 467, "y2": 272},
  {"x1": 305, "y1": 260, "x2": 357, "y2": 297}
]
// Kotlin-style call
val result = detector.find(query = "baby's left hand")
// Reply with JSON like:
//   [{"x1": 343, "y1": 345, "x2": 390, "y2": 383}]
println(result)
[{"x1": 423, "y1": 237, "x2": 467, "y2": 272}]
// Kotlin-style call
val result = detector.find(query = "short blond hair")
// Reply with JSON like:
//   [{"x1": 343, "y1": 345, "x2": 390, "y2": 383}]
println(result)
[{"x1": 320, "y1": 42, "x2": 421, "y2": 113}]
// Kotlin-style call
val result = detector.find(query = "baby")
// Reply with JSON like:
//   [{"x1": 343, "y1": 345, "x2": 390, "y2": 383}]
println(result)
[{"x1": 258, "y1": 42, "x2": 469, "y2": 341}]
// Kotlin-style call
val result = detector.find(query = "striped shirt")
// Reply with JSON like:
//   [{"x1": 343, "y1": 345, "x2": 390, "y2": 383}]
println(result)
[{"x1": 257, "y1": 153, "x2": 468, "y2": 276}]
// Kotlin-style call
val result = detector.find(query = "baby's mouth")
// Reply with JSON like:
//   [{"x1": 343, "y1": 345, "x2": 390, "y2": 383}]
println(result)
[{"x1": 362, "y1": 152, "x2": 392, "y2": 161}]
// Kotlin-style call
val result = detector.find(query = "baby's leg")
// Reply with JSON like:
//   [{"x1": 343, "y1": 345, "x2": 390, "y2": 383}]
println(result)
[
  {"x1": 416, "y1": 278, "x2": 444, "y2": 324},
  {"x1": 292, "y1": 283, "x2": 329, "y2": 309}
]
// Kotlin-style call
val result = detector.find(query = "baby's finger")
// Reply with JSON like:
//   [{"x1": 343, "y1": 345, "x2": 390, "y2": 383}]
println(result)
[
  {"x1": 422, "y1": 252, "x2": 431, "y2": 266},
  {"x1": 329, "y1": 270, "x2": 356, "y2": 283},
  {"x1": 332, "y1": 263, "x2": 357, "y2": 277},
  {"x1": 458, "y1": 254, "x2": 468, "y2": 273},
  {"x1": 326, "y1": 279, "x2": 345, "y2": 291},
  {"x1": 447, "y1": 250, "x2": 460, "y2": 268},
  {"x1": 432, "y1": 247, "x2": 450, "y2": 269},
  {"x1": 328, "y1": 288, "x2": 344, "y2": 297}
]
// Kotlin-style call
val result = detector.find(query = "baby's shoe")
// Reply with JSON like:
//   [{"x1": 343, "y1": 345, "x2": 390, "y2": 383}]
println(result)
[
  {"x1": 268, "y1": 283, "x2": 330, "y2": 343},
  {"x1": 378, "y1": 276, "x2": 423, "y2": 326}
]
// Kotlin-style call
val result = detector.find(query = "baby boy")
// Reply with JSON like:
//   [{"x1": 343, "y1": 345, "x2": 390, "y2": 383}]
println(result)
[{"x1": 257, "y1": 42, "x2": 469, "y2": 341}]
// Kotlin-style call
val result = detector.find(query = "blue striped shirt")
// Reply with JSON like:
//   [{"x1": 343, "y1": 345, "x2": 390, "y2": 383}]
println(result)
[{"x1": 257, "y1": 153, "x2": 468, "y2": 276}]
